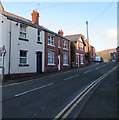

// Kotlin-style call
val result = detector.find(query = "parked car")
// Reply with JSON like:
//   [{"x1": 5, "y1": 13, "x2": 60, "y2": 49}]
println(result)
[{"x1": 94, "y1": 56, "x2": 103, "y2": 62}]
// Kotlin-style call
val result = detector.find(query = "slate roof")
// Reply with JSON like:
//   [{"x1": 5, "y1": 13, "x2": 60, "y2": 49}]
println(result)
[
  {"x1": 1, "y1": 8, "x2": 69, "y2": 41},
  {"x1": 65, "y1": 34, "x2": 86, "y2": 46}
]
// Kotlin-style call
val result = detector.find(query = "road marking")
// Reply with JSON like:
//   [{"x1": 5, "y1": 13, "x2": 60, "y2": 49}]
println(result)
[
  {"x1": 95, "y1": 67, "x2": 101, "y2": 69},
  {"x1": 84, "y1": 70, "x2": 93, "y2": 74},
  {"x1": 53, "y1": 66, "x2": 117, "y2": 120},
  {"x1": 64, "y1": 75, "x2": 79, "y2": 81},
  {"x1": 15, "y1": 83, "x2": 54, "y2": 97},
  {"x1": 102, "y1": 65, "x2": 106, "y2": 67},
  {"x1": 2, "y1": 63, "x2": 99, "y2": 87}
]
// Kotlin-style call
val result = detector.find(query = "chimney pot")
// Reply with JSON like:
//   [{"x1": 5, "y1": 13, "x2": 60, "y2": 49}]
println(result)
[
  {"x1": 31, "y1": 9, "x2": 39, "y2": 25},
  {"x1": 58, "y1": 29, "x2": 64, "y2": 36}
]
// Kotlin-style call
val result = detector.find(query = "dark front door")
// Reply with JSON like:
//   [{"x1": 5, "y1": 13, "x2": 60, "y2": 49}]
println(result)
[{"x1": 37, "y1": 52, "x2": 42, "y2": 73}]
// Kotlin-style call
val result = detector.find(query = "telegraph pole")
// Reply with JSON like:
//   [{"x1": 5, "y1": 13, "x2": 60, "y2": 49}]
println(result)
[{"x1": 86, "y1": 21, "x2": 90, "y2": 52}]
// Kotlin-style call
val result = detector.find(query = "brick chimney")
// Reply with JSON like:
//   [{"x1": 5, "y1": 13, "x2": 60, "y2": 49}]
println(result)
[
  {"x1": 58, "y1": 29, "x2": 64, "y2": 36},
  {"x1": 31, "y1": 10, "x2": 39, "y2": 25}
]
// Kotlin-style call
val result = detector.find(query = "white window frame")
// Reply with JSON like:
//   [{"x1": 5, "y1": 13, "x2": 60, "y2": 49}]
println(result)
[
  {"x1": 37, "y1": 29, "x2": 41, "y2": 42},
  {"x1": 80, "y1": 54, "x2": 84, "y2": 65},
  {"x1": 63, "y1": 40, "x2": 68, "y2": 50},
  {"x1": 19, "y1": 24, "x2": 27, "y2": 39},
  {"x1": 58, "y1": 39, "x2": 61, "y2": 48},
  {"x1": 48, "y1": 50, "x2": 55, "y2": 65},
  {"x1": 48, "y1": 34, "x2": 55, "y2": 46},
  {"x1": 80, "y1": 42, "x2": 84, "y2": 51},
  {"x1": 76, "y1": 53, "x2": 79, "y2": 64},
  {"x1": 19, "y1": 50, "x2": 28, "y2": 65},
  {"x1": 63, "y1": 52, "x2": 69, "y2": 66}
]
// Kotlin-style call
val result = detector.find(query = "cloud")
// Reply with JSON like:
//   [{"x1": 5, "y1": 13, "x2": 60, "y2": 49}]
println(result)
[{"x1": 105, "y1": 28, "x2": 117, "y2": 49}]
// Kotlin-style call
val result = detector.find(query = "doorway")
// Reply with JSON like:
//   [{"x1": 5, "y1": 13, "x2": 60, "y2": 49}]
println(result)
[
  {"x1": 58, "y1": 55, "x2": 61, "y2": 70},
  {"x1": 36, "y1": 51, "x2": 42, "y2": 73}
]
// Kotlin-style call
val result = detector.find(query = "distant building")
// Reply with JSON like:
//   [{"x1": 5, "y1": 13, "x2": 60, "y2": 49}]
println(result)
[
  {"x1": 65, "y1": 34, "x2": 86, "y2": 68},
  {"x1": 97, "y1": 48, "x2": 116, "y2": 62}
]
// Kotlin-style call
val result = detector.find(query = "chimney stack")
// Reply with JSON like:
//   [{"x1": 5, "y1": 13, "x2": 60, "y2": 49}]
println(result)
[
  {"x1": 58, "y1": 29, "x2": 64, "y2": 36},
  {"x1": 31, "y1": 10, "x2": 39, "y2": 25}
]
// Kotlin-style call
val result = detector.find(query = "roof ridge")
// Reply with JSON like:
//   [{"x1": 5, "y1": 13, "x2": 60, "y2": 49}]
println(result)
[{"x1": 3, "y1": 10, "x2": 31, "y2": 22}]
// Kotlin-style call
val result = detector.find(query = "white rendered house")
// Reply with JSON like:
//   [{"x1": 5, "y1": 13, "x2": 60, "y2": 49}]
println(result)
[{"x1": 0, "y1": 3, "x2": 45, "y2": 78}]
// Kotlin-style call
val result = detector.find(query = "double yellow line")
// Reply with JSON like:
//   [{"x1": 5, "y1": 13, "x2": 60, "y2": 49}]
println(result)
[{"x1": 53, "y1": 66, "x2": 117, "y2": 120}]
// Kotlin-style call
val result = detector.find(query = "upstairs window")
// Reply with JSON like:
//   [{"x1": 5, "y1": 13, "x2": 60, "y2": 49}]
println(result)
[
  {"x1": 48, "y1": 34, "x2": 54, "y2": 46},
  {"x1": 58, "y1": 39, "x2": 61, "y2": 48},
  {"x1": 20, "y1": 24, "x2": 27, "y2": 39},
  {"x1": 80, "y1": 42, "x2": 84, "y2": 51},
  {"x1": 63, "y1": 40, "x2": 68, "y2": 49},
  {"x1": 37, "y1": 30, "x2": 41, "y2": 42}
]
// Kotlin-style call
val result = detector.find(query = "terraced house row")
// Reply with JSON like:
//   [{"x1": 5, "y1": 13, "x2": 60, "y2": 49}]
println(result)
[{"x1": 0, "y1": 3, "x2": 96, "y2": 79}]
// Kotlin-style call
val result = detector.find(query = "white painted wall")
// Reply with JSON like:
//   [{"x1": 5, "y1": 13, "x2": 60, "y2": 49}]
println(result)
[{"x1": 1, "y1": 13, "x2": 45, "y2": 75}]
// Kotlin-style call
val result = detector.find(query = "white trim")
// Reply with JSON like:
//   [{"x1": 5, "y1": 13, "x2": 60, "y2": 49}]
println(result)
[
  {"x1": 63, "y1": 64, "x2": 69, "y2": 66},
  {"x1": 63, "y1": 48, "x2": 68, "y2": 50},
  {"x1": 48, "y1": 63, "x2": 55, "y2": 66},
  {"x1": 58, "y1": 46, "x2": 61, "y2": 48},
  {"x1": 48, "y1": 44, "x2": 55, "y2": 47}
]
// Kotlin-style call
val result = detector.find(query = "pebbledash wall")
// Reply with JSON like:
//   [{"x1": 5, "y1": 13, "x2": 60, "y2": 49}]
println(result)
[{"x1": 0, "y1": 13, "x2": 45, "y2": 78}]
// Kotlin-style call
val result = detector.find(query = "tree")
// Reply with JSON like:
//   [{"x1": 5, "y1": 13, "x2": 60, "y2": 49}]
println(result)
[
  {"x1": 85, "y1": 52, "x2": 91, "y2": 63},
  {"x1": 71, "y1": 42, "x2": 76, "y2": 62}
]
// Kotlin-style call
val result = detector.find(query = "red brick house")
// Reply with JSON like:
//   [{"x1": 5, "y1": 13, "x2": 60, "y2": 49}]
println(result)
[
  {"x1": 44, "y1": 30, "x2": 71, "y2": 72},
  {"x1": 65, "y1": 34, "x2": 86, "y2": 68}
]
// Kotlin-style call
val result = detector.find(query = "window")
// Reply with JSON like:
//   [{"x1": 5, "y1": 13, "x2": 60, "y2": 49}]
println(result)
[
  {"x1": 19, "y1": 24, "x2": 27, "y2": 39},
  {"x1": 48, "y1": 50, "x2": 55, "y2": 65},
  {"x1": 80, "y1": 42, "x2": 83, "y2": 51},
  {"x1": 80, "y1": 54, "x2": 84, "y2": 64},
  {"x1": 63, "y1": 40, "x2": 68, "y2": 49},
  {"x1": 63, "y1": 52, "x2": 68, "y2": 65},
  {"x1": 48, "y1": 34, "x2": 54, "y2": 46},
  {"x1": 58, "y1": 39, "x2": 61, "y2": 48},
  {"x1": 76, "y1": 53, "x2": 79, "y2": 64},
  {"x1": 19, "y1": 50, "x2": 28, "y2": 65},
  {"x1": 37, "y1": 29, "x2": 41, "y2": 42}
]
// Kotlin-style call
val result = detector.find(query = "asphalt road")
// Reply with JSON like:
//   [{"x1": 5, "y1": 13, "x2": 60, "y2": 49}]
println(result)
[{"x1": 1, "y1": 62, "x2": 117, "y2": 119}]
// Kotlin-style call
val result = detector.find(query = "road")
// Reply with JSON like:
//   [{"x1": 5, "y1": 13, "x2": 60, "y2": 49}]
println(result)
[{"x1": 2, "y1": 62, "x2": 118, "y2": 119}]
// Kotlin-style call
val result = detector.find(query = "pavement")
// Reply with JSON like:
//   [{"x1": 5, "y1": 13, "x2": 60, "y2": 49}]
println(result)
[{"x1": 76, "y1": 63, "x2": 119, "y2": 119}]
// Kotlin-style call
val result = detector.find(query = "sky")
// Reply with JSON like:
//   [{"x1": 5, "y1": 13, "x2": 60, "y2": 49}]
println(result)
[{"x1": 1, "y1": 1, "x2": 117, "y2": 52}]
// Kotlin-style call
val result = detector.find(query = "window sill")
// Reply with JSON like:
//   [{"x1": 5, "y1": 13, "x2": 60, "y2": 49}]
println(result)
[
  {"x1": 37, "y1": 41, "x2": 42, "y2": 44},
  {"x1": 48, "y1": 44, "x2": 55, "y2": 47},
  {"x1": 19, "y1": 64, "x2": 29, "y2": 67},
  {"x1": 19, "y1": 37, "x2": 29, "y2": 41},
  {"x1": 63, "y1": 64, "x2": 69, "y2": 66},
  {"x1": 63, "y1": 48, "x2": 68, "y2": 50},
  {"x1": 48, "y1": 63, "x2": 55, "y2": 66}
]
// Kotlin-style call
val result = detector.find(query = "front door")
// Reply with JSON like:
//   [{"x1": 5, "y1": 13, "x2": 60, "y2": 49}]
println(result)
[
  {"x1": 37, "y1": 52, "x2": 42, "y2": 73},
  {"x1": 58, "y1": 55, "x2": 61, "y2": 70}
]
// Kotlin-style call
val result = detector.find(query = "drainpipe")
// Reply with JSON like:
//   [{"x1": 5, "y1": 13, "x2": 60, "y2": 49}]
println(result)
[{"x1": 8, "y1": 20, "x2": 11, "y2": 75}]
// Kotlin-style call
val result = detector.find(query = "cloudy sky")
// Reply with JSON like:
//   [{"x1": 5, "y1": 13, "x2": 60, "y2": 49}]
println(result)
[{"x1": 1, "y1": 1, "x2": 117, "y2": 52}]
